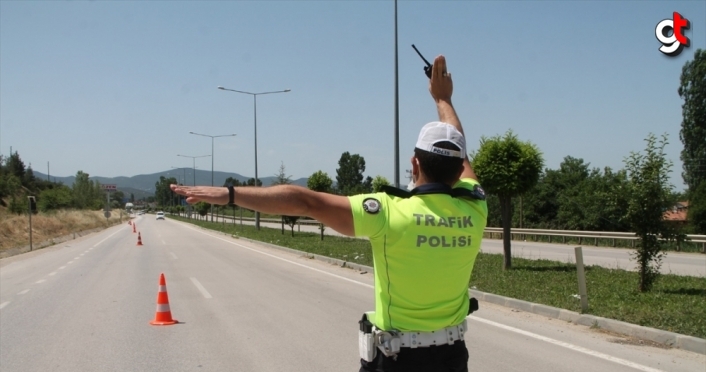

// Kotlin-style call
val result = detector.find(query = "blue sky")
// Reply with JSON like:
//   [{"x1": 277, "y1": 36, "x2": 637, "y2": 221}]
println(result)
[{"x1": 1, "y1": 1, "x2": 704, "y2": 191}]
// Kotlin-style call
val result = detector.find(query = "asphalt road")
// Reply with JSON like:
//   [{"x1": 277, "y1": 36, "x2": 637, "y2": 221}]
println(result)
[
  {"x1": 1, "y1": 216, "x2": 704, "y2": 372},
  {"x1": 209, "y1": 214, "x2": 706, "y2": 277}
]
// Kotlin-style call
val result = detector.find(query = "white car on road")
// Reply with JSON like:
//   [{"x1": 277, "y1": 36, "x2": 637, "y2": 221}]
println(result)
[{"x1": 156, "y1": 212, "x2": 165, "y2": 220}]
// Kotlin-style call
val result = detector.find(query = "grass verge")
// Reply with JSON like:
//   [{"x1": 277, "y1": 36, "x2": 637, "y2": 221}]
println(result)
[
  {"x1": 0, "y1": 210, "x2": 127, "y2": 253},
  {"x1": 173, "y1": 215, "x2": 706, "y2": 339}
]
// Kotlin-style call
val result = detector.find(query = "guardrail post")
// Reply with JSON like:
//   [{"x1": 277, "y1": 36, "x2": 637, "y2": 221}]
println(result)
[{"x1": 574, "y1": 246, "x2": 589, "y2": 312}]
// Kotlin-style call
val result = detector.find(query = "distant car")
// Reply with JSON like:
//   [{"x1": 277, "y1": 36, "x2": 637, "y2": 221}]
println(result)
[{"x1": 156, "y1": 212, "x2": 165, "y2": 220}]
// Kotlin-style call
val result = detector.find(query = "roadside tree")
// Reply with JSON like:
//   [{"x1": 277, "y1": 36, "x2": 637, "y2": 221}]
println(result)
[
  {"x1": 678, "y1": 49, "x2": 706, "y2": 234},
  {"x1": 336, "y1": 152, "x2": 366, "y2": 195},
  {"x1": 155, "y1": 176, "x2": 178, "y2": 208},
  {"x1": 687, "y1": 182, "x2": 706, "y2": 234},
  {"x1": 271, "y1": 162, "x2": 293, "y2": 186},
  {"x1": 246, "y1": 178, "x2": 262, "y2": 186},
  {"x1": 38, "y1": 185, "x2": 73, "y2": 212},
  {"x1": 307, "y1": 170, "x2": 334, "y2": 240},
  {"x1": 307, "y1": 170, "x2": 333, "y2": 193},
  {"x1": 623, "y1": 133, "x2": 682, "y2": 292},
  {"x1": 471, "y1": 130, "x2": 544, "y2": 269},
  {"x1": 371, "y1": 176, "x2": 391, "y2": 192},
  {"x1": 72, "y1": 171, "x2": 105, "y2": 210}
]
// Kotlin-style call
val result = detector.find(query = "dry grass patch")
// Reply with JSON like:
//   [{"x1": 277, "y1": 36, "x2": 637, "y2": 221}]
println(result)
[{"x1": 0, "y1": 210, "x2": 125, "y2": 251}]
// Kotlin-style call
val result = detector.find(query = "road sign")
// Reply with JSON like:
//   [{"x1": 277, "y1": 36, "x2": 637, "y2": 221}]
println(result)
[
  {"x1": 104, "y1": 211, "x2": 111, "y2": 219},
  {"x1": 101, "y1": 184, "x2": 117, "y2": 192}
]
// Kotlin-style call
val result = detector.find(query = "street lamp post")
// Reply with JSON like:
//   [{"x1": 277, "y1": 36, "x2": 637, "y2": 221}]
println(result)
[
  {"x1": 171, "y1": 166, "x2": 187, "y2": 186},
  {"x1": 218, "y1": 85, "x2": 291, "y2": 230},
  {"x1": 171, "y1": 166, "x2": 187, "y2": 216},
  {"x1": 177, "y1": 154, "x2": 210, "y2": 219},
  {"x1": 177, "y1": 154, "x2": 211, "y2": 186},
  {"x1": 189, "y1": 132, "x2": 237, "y2": 222}
]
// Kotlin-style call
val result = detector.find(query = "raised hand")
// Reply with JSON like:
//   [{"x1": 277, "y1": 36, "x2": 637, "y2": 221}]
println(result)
[
  {"x1": 429, "y1": 55, "x2": 453, "y2": 103},
  {"x1": 170, "y1": 184, "x2": 229, "y2": 205}
]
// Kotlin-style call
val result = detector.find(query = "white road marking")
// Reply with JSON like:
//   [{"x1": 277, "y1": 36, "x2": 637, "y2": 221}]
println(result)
[
  {"x1": 93, "y1": 228, "x2": 123, "y2": 247},
  {"x1": 48, "y1": 272, "x2": 57, "y2": 276},
  {"x1": 190, "y1": 277, "x2": 213, "y2": 299},
  {"x1": 36, "y1": 279, "x2": 46, "y2": 284},
  {"x1": 183, "y1": 224, "x2": 371, "y2": 289},
  {"x1": 18, "y1": 289, "x2": 30, "y2": 295},
  {"x1": 74, "y1": 257, "x2": 80, "y2": 260},
  {"x1": 170, "y1": 252, "x2": 178, "y2": 259},
  {"x1": 162, "y1": 239, "x2": 166, "y2": 245},
  {"x1": 470, "y1": 316, "x2": 666, "y2": 372},
  {"x1": 0, "y1": 302, "x2": 9, "y2": 310},
  {"x1": 79, "y1": 253, "x2": 84, "y2": 256},
  {"x1": 58, "y1": 266, "x2": 66, "y2": 270},
  {"x1": 67, "y1": 261, "x2": 73, "y2": 264},
  {"x1": 182, "y1": 222, "x2": 668, "y2": 372}
]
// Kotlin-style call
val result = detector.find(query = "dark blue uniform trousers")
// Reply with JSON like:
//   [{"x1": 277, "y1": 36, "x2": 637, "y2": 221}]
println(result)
[{"x1": 359, "y1": 340, "x2": 469, "y2": 372}]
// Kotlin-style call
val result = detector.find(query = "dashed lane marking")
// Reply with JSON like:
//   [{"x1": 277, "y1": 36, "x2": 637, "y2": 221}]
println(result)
[
  {"x1": 190, "y1": 277, "x2": 212, "y2": 299},
  {"x1": 93, "y1": 228, "x2": 123, "y2": 247}
]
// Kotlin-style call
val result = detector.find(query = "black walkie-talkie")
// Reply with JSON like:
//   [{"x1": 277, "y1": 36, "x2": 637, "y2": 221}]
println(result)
[{"x1": 411, "y1": 44, "x2": 433, "y2": 78}]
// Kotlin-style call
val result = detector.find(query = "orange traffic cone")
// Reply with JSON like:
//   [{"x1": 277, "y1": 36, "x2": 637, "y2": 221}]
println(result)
[
  {"x1": 137, "y1": 232, "x2": 143, "y2": 246},
  {"x1": 150, "y1": 273, "x2": 178, "y2": 325},
  {"x1": 133, "y1": 223, "x2": 136, "y2": 233},
  {"x1": 128, "y1": 220, "x2": 132, "y2": 226}
]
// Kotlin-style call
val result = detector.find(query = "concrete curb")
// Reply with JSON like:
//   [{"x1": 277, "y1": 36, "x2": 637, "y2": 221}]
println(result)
[
  {"x1": 185, "y1": 222, "x2": 706, "y2": 356},
  {"x1": 468, "y1": 290, "x2": 706, "y2": 355}
]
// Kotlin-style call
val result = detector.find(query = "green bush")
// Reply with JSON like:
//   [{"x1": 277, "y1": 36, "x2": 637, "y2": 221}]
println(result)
[{"x1": 38, "y1": 186, "x2": 73, "y2": 212}]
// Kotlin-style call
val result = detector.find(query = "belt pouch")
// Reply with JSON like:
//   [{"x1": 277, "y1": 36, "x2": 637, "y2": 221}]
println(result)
[{"x1": 358, "y1": 314, "x2": 376, "y2": 362}]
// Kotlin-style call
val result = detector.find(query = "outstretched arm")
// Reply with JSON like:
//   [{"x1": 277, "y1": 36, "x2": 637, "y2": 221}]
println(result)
[
  {"x1": 428, "y1": 55, "x2": 478, "y2": 181},
  {"x1": 170, "y1": 184, "x2": 355, "y2": 236}
]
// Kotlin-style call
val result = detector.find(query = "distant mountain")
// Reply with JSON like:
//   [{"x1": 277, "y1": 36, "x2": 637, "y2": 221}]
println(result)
[{"x1": 33, "y1": 170, "x2": 309, "y2": 197}]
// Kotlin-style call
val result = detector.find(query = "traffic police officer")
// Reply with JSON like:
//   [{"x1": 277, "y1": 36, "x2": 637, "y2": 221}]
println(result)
[{"x1": 171, "y1": 54, "x2": 487, "y2": 372}]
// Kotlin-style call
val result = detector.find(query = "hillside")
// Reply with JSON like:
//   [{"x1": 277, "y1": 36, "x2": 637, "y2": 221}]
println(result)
[{"x1": 32, "y1": 170, "x2": 309, "y2": 197}]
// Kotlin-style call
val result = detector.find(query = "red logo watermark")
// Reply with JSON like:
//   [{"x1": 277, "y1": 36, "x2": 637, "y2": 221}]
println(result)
[{"x1": 655, "y1": 12, "x2": 691, "y2": 56}]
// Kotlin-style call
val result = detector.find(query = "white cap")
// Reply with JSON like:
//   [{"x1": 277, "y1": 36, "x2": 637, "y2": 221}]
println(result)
[{"x1": 414, "y1": 121, "x2": 466, "y2": 158}]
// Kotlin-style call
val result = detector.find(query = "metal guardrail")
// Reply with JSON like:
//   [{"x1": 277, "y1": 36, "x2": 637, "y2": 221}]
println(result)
[
  {"x1": 200, "y1": 213, "x2": 706, "y2": 252},
  {"x1": 484, "y1": 227, "x2": 706, "y2": 252}
]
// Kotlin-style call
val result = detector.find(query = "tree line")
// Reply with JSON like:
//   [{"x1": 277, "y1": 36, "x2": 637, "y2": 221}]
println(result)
[{"x1": 0, "y1": 152, "x2": 120, "y2": 213}]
